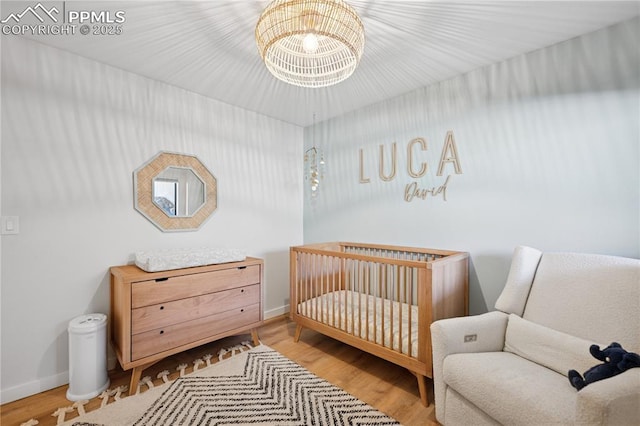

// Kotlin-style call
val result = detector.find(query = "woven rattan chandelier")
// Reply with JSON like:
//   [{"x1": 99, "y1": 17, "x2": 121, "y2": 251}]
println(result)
[{"x1": 255, "y1": 0, "x2": 365, "y2": 88}]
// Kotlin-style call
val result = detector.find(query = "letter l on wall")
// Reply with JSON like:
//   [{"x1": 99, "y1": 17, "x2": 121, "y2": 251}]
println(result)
[{"x1": 359, "y1": 148, "x2": 370, "y2": 183}]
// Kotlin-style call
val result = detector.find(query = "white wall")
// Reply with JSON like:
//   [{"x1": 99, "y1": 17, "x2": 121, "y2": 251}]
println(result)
[
  {"x1": 1, "y1": 37, "x2": 303, "y2": 402},
  {"x1": 304, "y1": 19, "x2": 640, "y2": 314}
]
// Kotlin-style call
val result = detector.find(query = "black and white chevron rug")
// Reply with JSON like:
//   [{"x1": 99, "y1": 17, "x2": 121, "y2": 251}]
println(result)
[{"x1": 64, "y1": 344, "x2": 401, "y2": 426}]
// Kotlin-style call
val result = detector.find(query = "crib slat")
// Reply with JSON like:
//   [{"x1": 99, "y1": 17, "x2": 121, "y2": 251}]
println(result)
[
  {"x1": 333, "y1": 257, "x2": 338, "y2": 328},
  {"x1": 398, "y1": 266, "x2": 403, "y2": 354},
  {"x1": 312, "y1": 254, "x2": 316, "y2": 317},
  {"x1": 339, "y1": 258, "x2": 344, "y2": 331},
  {"x1": 350, "y1": 259, "x2": 355, "y2": 335},
  {"x1": 364, "y1": 261, "x2": 369, "y2": 343},
  {"x1": 301, "y1": 254, "x2": 307, "y2": 317},
  {"x1": 374, "y1": 264, "x2": 380, "y2": 347},
  {"x1": 408, "y1": 268, "x2": 413, "y2": 358}
]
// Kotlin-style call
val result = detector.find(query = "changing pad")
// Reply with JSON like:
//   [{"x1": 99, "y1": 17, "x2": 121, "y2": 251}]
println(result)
[{"x1": 134, "y1": 248, "x2": 247, "y2": 272}]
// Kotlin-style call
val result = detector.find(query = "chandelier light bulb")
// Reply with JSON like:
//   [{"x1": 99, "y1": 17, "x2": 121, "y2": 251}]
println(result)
[{"x1": 302, "y1": 33, "x2": 319, "y2": 53}]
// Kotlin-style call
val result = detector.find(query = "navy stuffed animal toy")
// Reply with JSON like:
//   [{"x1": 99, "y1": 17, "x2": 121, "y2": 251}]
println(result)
[{"x1": 568, "y1": 342, "x2": 640, "y2": 391}]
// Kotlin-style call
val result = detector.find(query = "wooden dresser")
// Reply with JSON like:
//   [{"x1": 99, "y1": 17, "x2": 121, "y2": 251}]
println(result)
[{"x1": 110, "y1": 257, "x2": 263, "y2": 393}]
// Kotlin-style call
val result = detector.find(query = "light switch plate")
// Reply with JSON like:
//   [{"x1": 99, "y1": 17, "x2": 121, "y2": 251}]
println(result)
[{"x1": 1, "y1": 216, "x2": 19, "y2": 235}]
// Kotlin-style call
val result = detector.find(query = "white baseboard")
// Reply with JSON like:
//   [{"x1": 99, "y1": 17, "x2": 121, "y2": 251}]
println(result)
[
  {"x1": 1, "y1": 306, "x2": 292, "y2": 404},
  {"x1": 107, "y1": 355, "x2": 118, "y2": 371},
  {"x1": 264, "y1": 304, "x2": 289, "y2": 320},
  {"x1": 1, "y1": 371, "x2": 69, "y2": 404}
]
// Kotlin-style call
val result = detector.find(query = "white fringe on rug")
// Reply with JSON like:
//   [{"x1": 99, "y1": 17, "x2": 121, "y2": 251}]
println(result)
[{"x1": 20, "y1": 341, "x2": 256, "y2": 426}]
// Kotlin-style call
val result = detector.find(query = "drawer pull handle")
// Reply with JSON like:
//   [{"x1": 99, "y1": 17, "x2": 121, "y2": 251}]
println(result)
[
  {"x1": 238, "y1": 266, "x2": 247, "y2": 270},
  {"x1": 160, "y1": 330, "x2": 164, "y2": 334},
  {"x1": 155, "y1": 278, "x2": 169, "y2": 282},
  {"x1": 240, "y1": 309, "x2": 244, "y2": 312},
  {"x1": 160, "y1": 306, "x2": 164, "y2": 310},
  {"x1": 241, "y1": 289, "x2": 244, "y2": 293}
]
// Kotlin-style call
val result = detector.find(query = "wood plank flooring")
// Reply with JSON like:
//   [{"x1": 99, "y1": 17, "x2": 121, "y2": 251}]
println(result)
[{"x1": 1, "y1": 316, "x2": 438, "y2": 426}]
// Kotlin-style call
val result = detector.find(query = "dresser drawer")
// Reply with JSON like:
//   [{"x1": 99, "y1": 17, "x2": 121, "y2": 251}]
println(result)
[
  {"x1": 131, "y1": 265, "x2": 260, "y2": 308},
  {"x1": 131, "y1": 284, "x2": 260, "y2": 334},
  {"x1": 131, "y1": 303, "x2": 260, "y2": 360}
]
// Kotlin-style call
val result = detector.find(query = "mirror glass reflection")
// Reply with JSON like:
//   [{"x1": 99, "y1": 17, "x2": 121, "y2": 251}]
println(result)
[{"x1": 153, "y1": 167, "x2": 205, "y2": 217}]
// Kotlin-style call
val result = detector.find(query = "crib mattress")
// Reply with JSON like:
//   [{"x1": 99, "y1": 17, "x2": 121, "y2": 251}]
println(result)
[
  {"x1": 135, "y1": 248, "x2": 246, "y2": 272},
  {"x1": 298, "y1": 290, "x2": 419, "y2": 357}
]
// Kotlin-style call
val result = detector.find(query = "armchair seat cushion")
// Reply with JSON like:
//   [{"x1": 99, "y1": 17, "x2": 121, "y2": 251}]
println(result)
[{"x1": 443, "y1": 352, "x2": 576, "y2": 425}]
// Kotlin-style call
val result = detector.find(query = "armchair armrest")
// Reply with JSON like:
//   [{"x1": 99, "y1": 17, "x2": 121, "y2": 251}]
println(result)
[
  {"x1": 575, "y1": 369, "x2": 640, "y2": 426},
  {"x1": 430, "y1": 311, "x2": 509, "y2": 422}
]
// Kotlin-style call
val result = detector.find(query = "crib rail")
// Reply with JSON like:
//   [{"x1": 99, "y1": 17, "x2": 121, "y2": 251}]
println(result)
[
  {"x1": 293, "y1": 242, "x2": 457, "y2": 267},
  {"x1": 340, "y1": 241, "x2": 455, "y2": 260}
]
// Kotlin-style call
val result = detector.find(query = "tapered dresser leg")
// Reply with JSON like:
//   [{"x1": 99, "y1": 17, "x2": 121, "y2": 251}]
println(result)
[
  {"x1": 128, "y1": 361, "x2": 157, "y2": 396},
  {"x1": 251, "y1": 328, "x2": 260, "y2": 346}
]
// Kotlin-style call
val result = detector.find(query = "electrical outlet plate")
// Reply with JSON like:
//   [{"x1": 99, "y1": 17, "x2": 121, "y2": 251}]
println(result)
[
  {"x1": 464, "y1": 334, "x2": 477, "y2": 343},
  {"x1": 1, "y1": 216, "x2": 19, "y2": 235}
]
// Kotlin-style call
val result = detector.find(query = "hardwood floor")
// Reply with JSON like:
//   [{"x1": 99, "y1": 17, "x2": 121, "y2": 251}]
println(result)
[{"x1": 1, "y1": 316, "x2": 438, "y2": 426}]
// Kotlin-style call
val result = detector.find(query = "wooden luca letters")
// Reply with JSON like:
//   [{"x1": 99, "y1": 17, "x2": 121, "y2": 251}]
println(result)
[{"x1": 358, "y1": 131, "x2": 462, "y2": 202}]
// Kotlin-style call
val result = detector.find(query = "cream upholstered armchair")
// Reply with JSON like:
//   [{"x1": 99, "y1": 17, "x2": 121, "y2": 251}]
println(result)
[{"x1": 430, "y1": 246, "x2": 640, "y2": 426}]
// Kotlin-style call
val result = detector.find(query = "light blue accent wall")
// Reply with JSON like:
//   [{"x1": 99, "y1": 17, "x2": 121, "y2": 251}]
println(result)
[{"x1": 303, "y1": 18, "x2": 640, "y2": 315}]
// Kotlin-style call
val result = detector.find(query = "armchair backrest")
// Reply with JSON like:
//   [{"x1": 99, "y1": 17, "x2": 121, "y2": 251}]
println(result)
[
  {"x1": 495, "y1": 246, "x2": 640, "y2": 352},
  {"x1": 522, "y1": 252, "x2": 640, "y2": 352}
]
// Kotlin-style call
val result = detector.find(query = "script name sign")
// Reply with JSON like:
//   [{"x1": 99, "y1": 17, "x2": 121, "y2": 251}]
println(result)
[{"x1": 358, "y1": 131, "x2": 462, "y2": 202}]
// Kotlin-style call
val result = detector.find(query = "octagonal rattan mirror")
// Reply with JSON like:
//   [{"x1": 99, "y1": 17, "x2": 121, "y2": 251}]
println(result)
[{"x1": 134, "y1": 152, "x2": 217, "y2": 232}]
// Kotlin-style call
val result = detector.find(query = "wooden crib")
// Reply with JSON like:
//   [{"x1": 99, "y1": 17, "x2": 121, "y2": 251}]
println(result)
[{"x1": 290, "y1": 242, "x2": 469, "y2": 406}]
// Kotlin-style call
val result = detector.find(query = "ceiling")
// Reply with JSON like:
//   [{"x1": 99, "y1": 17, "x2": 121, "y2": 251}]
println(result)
[{"x1": 15, "y1": 1, "x2": 640, "y2": 127}]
